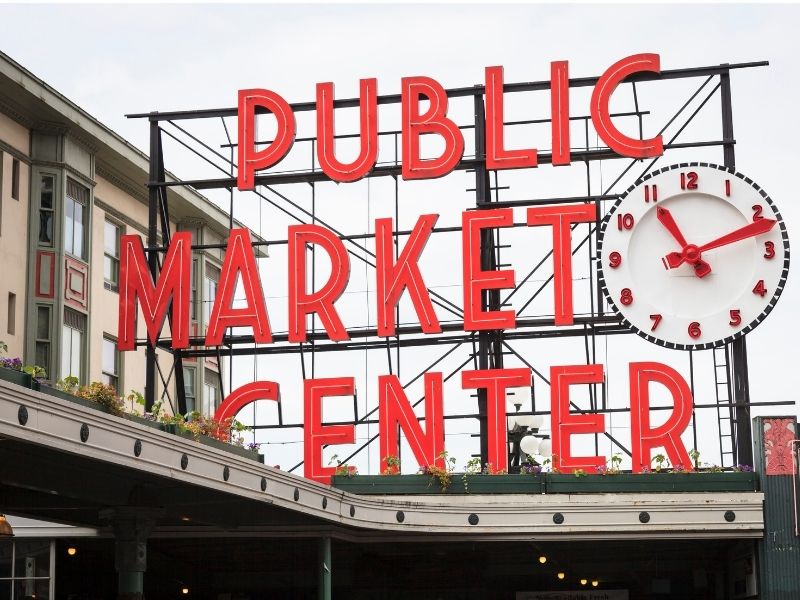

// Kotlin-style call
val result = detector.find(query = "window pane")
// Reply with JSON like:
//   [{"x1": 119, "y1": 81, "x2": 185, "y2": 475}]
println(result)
[
  {"x1": 64, "y1": 196, "x2": 75, "y2": 255},
  {"x1": 36, "y1": 306, "x2": 50, "y2": 340},
  {"x1": 61, "y1": 327, "x2": 71, "y2": 379},
  {"x1": 35, "y1": 342, "x2": 49, "y2": 377},
  {"x1": 14, "y1": 540, "x2": 50, "y2": 577},
  {"x1": 104, "y1": 221, "x2": 119, "y2": 256},
  {"x1": 40, "y1": 174, "x2": 53, "y2": 209},
  {"x1": 104, "y1": 255, "x2": 112, "y2": 281},
  {"x1": 74, "y1": 209, "x2": 84, "y2": 259},
  {"x1": 0, "y1": 539, "x2": 11, "y2": 577},
  {"x1": 71, "y1": 329, "x2": 81, "y2": 377},
  {"x1": 14, "y1": 579, "x2": 50, "y2": 600},
  {"x1": 102, "y1": 338, "x2": 116, "y2": 375}
]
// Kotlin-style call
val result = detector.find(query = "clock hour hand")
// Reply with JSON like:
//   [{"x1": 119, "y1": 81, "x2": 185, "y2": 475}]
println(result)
[
  {"x1": 656, "y1": 206, "x2": 689, "y2": 247},
  {"x1": 657, "y1": 206, "x2": 712, "y2": 277}
]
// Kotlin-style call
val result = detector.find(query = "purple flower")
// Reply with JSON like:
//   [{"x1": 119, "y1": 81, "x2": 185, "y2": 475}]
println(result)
[
  {"x1": 0, "y1": 357, "x2": 22, "y2": 371},
  {"x1": 247, "y1": 442, "x2": 261, "y2": 452},
  {"x1": 595, "y1": 465, "x2": 608, "y2": 474}
]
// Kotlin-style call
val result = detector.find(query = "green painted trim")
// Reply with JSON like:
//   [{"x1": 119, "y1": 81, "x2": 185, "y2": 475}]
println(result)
[
  {"x1": 545, "y1": 472, "x2": 759, "y2": 493},
  {"x1": 331, "y1": 474, "x2": 545, "y2": 495}
]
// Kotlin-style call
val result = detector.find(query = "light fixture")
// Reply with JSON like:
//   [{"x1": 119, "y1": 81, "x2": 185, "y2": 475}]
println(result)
[
  {"x1": 580, "y1": 579, "x2": 588, "y2": 586},
  {"x1": 538, "y1": 439, "x2": 552, "y2": 457},
  {"x1": 557, "y1": 572, "x2": 565, "y2": 580},
  {"x1": 592, "y1": 580, "x2": 599, "y2": 587},
  {"x1": 0, "y1": 515, "x2": 13, "y2": 537},
  {"x1": 181, "y1": 588, "x2": 189, "y2": 595},
  {"x1": 538, "y1": 555, "x2": 547, "y2": 564},
  {"x1": 67, "y1": 547, "x2": 77, "y2": 556},
  {"x1": 521, "y1": 435, "x2": 542, "y2": 456}
]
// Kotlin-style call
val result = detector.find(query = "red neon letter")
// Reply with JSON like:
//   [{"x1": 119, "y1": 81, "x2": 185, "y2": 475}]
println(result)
[
  {"x1": 378, "y1": 373, "x2": 445, "y2": 472},
  {"x1": 288, "y1": 224, "x2": 350, "y2": 342},
  {"x1": 527, "y1": 203, "x2": 597, "y2": 326},
  {"x1": 461, "y1": 368, "x2": 531, "y2": 473},
  {"x1": 485, "y1": 66, "x2": 537, "y2": 170},
  {"x1": 550, "y1": 61, "x2": 571, "y2": 166},
  {"x1": 550, "y1": 364, "x2": 606, "y2": 473},
  {"x1": 376, "y1": 214, "x2": 440, "y2": 337},
  {"x1": 205, "y1": 229, "x2": 272, "y2": 345},
  {"x1": 590, "y1": 54, "x2": 664, "y2": 158},
  {"x1": 304, "y1": 377, "x2": 355, "y2": 484},
  {"x1": 316, "y1": 79, "x2": 378, "y2": 182},
  {"x1": 237, "y1": 89, "x2": 296, "y2": 191},
  {"x1": 214, "y1": 380, "x2": 279, "y2": 423},
  {"x1": 401, "y1": 76, "x2": 464, "y2": 180},
  {"x1": 462, "y1": 209, "x2": 516, "y2": 331},
  {"x1": 630, "y1": 362, "x2": 693, "y2": 473},
  {"x1": 118, "y1": 232, "x2": 191, "y2": 351}
]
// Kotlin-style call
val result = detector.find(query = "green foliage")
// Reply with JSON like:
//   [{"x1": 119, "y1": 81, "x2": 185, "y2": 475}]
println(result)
[
  {"x1": 22, "y1": 365, "x2": 47, "y2": 379},
  {"x1": 77, "y1": 381, "x2": 124, "y2": 416},
  {"x1": 421, "y1": 450, "x2": 456, "y2": 491},
  {"x1": 56, "y1": 376, "x2": 80, "y2": 394},
  {"x1": 329, "y1": 454, "x2": 358, "y2": 477},
  {"x1": 382, "y1": 455, "x2": 401, "y2": 475},
  {"x1": 652, "y1": 453, "x2": 669, "y2": 472}
]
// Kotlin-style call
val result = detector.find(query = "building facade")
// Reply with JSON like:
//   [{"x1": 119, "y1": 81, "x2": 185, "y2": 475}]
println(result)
[{"x1": 0, "y1": 50, "x2": 239, "y2": 417}]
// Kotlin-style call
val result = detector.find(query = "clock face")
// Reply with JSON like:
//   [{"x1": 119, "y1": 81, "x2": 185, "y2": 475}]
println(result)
[{"x1": 598, "y1": 162, "x2": 790, "y2": 350}]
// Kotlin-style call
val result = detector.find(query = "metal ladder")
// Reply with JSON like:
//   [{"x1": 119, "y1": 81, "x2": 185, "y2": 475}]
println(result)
[{"x1": 713, "y1": 345, "x2": 737, "y2": 467}]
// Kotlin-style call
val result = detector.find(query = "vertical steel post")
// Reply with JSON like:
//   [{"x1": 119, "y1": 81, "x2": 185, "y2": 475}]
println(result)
[
  {"x1": 145, "y1": 119, "x2": 160, "y2": 412},
  {"x1": 474, "y1": 91, "x2": 492, "y2": 465},
  {"x1": 720, "y1": 66, "x2": 753, "y2": 467},
  {"x1": 318, "y1": 537, "x2": 332, "y2": 600}
]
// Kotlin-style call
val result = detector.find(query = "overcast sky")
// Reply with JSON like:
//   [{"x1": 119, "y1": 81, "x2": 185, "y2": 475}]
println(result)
[{"x1": 1, "y1": 3, "x2": 798, "y2": 474}]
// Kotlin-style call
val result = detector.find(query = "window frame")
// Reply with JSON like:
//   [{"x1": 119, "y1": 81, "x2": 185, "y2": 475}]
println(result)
[
  {"x1": 10, "y1": 157, "x2": 19, "y2": 201},
  {"x1": 101, "y1": 334, "x2": 121, "y2": 393},
  {"x1": 64, "y1": 178, "x2": 89, "y2": 260},
  {"x1": 103, "y1": 219, "x2": 122, "y2": 291},
  {"x1": 61, "y1": 308, "x2": 86, "y2": 382}
]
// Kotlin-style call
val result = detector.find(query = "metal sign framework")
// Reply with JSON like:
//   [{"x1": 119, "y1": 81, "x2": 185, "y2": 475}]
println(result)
[{"x1": 128, "y1": 59, "x2": 791, "y2": 473}]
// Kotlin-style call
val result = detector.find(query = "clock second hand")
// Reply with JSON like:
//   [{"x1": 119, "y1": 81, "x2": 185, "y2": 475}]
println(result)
[
  {"x1": 664, "y1": 217, "x2": 777, "y2": 276},
  {"x1": 656, "y1": 207, "x2": 712, "y2": 277}
]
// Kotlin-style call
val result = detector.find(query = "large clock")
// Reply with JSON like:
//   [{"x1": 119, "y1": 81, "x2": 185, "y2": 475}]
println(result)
[{"x1": 598, "y1": 162, "x2": 790, "y2": 350}]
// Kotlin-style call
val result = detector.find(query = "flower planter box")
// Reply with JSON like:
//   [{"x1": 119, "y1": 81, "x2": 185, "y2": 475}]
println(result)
[
  {"x1": 163, "y1": 424, "x2": 264, "y2": 463},
  {"x1": 38, "y1": 385, "x2": 122, "y2": 415},
  {"x1": 331, "y1": 473, "x2": 545, "y2": 495},
  {"x1": 545, "y1": 471, "x2": 758, "y2": 493},
  {"x1": 0, "y1": 366, "x2": 35, "y2": 389}
]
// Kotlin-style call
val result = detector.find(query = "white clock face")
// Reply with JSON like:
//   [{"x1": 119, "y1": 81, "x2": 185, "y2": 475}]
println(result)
[{"x1": 598, "y1": 162, "x2": 790, "y2": 350}]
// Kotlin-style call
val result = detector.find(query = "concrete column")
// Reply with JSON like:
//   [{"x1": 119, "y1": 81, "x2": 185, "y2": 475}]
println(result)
[
  {"x1": 318, "y1": 536, "x2": 331, "y2": 600},
  {"x1": 100, "y1": 507, "x2": 162, "y2": 600}
]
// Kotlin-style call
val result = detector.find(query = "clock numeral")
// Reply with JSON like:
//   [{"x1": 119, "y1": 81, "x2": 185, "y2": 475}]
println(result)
[
  {"x1": 752, "y1": 205, "x2": 764, "y2": 222},
  {"x1": 644, "y1": 184, "x2": 658, "y2": 203},
  {"x1": 617, "y1": 213, "x2": 635, "y2": 231},
  {"x1": 764, "y1": 241, "x2": 775, "y2": 259},
  {"x1": 608, "y1": 251, "x2": 622, "y2": 268},
  {"x1": 725, "y1": 179, "x2": 731, "y2": 197},
  {"x1": 649, "y1": 314, "x2": 662, "y2": 331},
  {"x1": 729, "y1": 309, "x2": 742, "y2": 327},
  {"x1": 753, "y1": 280, "x2": 767, "y2": 297},
  {"x1": 620, "y1": 288, "x2": 633, "y2": 306},
  {"x1": 688, "y1": 322, "x2": 702, "y2": 339},
  {"x1": 680, "y1": 171, "x2": 699, "y2": 190}
]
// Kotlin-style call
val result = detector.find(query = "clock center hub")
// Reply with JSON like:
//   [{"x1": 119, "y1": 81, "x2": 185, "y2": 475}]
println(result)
[{"x1": 682, "y1": 244, "x2": 701, "y2": 264}]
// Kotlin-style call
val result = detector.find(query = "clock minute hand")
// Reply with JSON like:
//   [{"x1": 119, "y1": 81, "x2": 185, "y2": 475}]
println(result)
[{"x1": 697, "y1": 218, "x2": 777, "y2": 253}]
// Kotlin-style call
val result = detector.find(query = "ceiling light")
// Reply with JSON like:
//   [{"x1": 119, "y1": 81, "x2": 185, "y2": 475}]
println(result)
[
  {"x1": 580, "y1": 578, "x2": 588, "y2": 586},
  {"x1": 67, "y1": 547, "x2": 77, "y2": 556},
  {"x1": 557, "y1": 572, "x2": 565, "y2": 580},
  {"x1": 592, "y1": 580, "x2": 599, "y2": 587},
  {"x1": 0, "y1": 515, "x2": 13, "y2": 537},
  {"x1": 538, "y1": 555, "x2": 547, "y2": 564}
]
